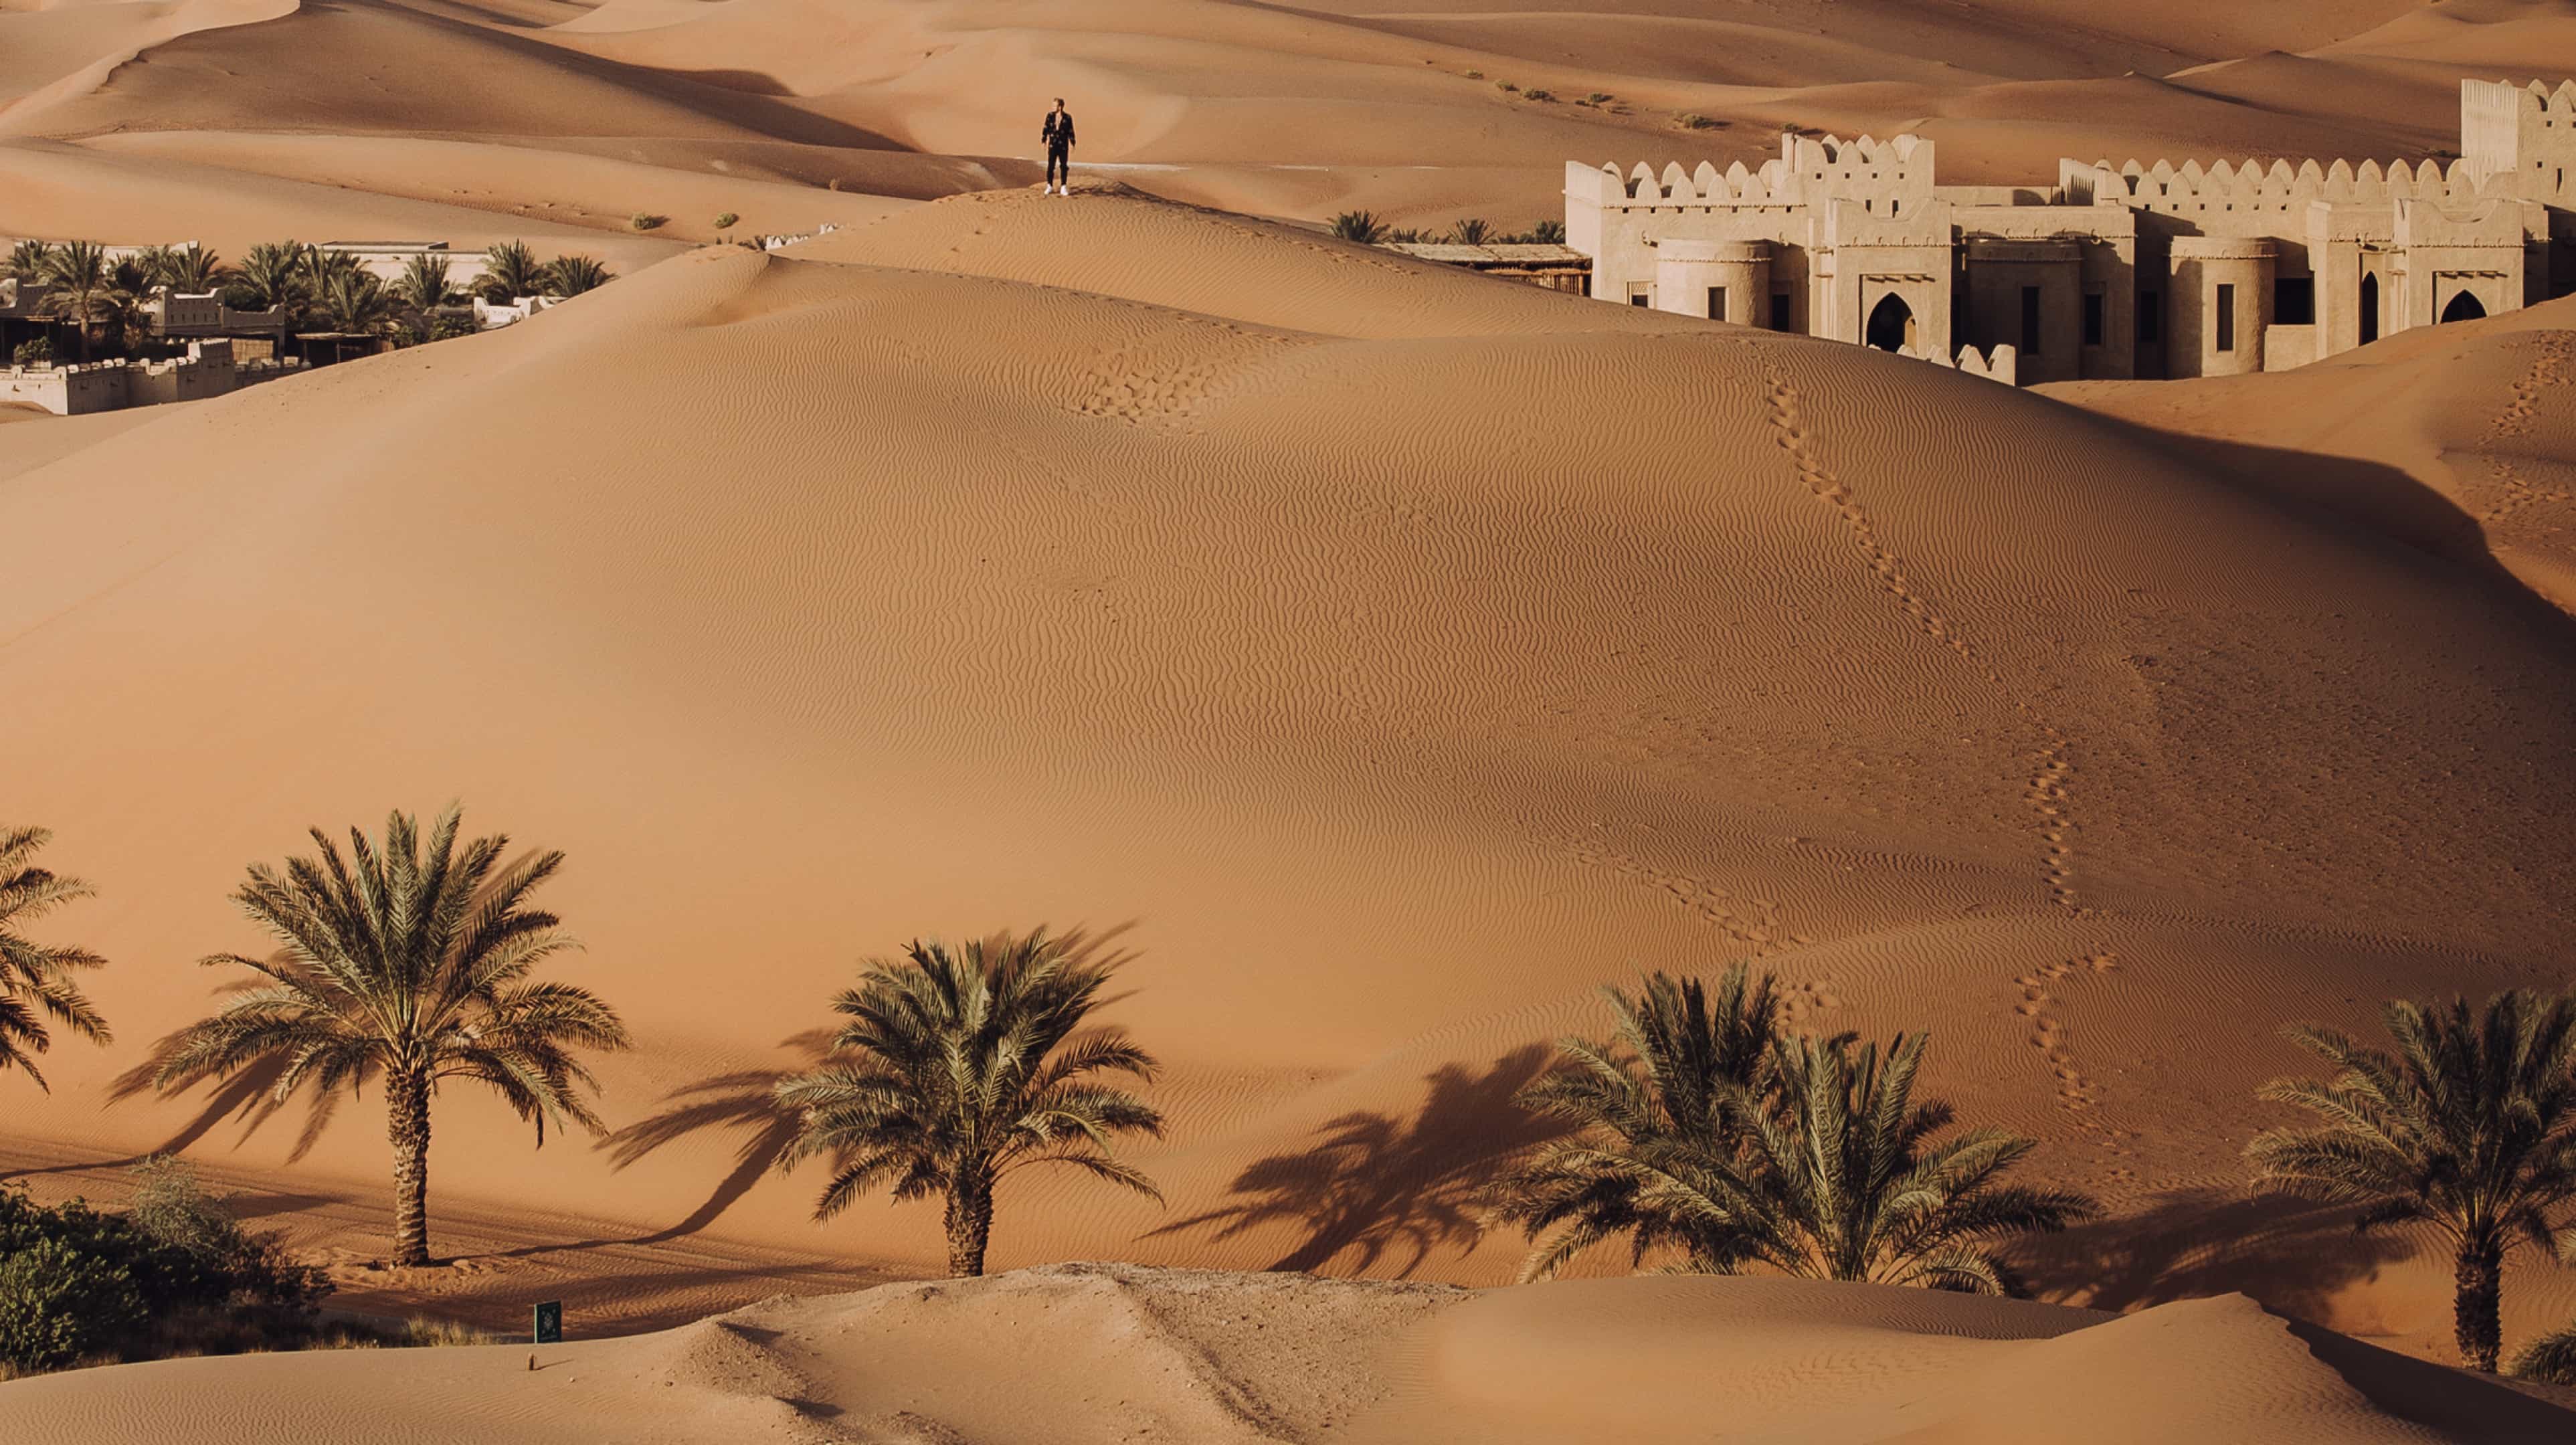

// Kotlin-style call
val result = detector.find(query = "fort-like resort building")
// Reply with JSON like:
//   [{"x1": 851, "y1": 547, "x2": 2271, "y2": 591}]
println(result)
[{"x1": 1565, "y1": 79, "x2": 2576, "y2": 383}]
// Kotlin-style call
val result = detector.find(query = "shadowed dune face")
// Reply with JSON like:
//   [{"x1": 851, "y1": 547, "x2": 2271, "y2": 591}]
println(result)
[{"x1": 5, "y1": 195, "x2": 2576, "y2": 1355}]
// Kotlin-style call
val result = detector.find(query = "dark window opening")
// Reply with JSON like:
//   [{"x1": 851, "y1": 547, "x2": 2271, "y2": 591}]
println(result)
[
  {"x1": 2275, "y1": 276, "x2": 2315, "y2": 326},
  {"x1": 2082, "y1": 292, "x2": 2105, "y2": 347},
  {"x1": 1707, "y1": 286, "x2": 1728, "y2": 322},
  {"x1": 2360, "y1": 273, "x2": 2379, "y2": 345},
  {"x1": 1630, "y1": 290, "x2": 1651, "y2": 308},
  {"x1": 1865, "y1": 293, "x2": 1916, "y2": 353},
  {"x1": 2138, "y1": 290, "x2": 2161, "y2": 344},
  {"x1": 2443, "y1": 290, "x2": 2488, "y2": 324},
  {"x1": 2216, "y1": 284, "x2": 2237, "y2": 353},
  {"x1": 2019, "y1": 286, "x2": 2042, "y2": 356},
  {"x1": 1771, "y1": 292, "x2": 1792, "y2": 330}
]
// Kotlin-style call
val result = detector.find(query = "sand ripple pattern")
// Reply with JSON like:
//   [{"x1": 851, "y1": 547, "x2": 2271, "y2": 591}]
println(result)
[
  {"x1": 1762, "y1": 365, "x2": 2086, "y2": 916},
  {"x1": 2478, "y1": 332, "x2": 2576, "y2": 526}
]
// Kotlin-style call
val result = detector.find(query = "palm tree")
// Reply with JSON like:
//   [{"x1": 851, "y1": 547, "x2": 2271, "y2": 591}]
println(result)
[
  {"x1": 771, "y1": 930, "x2": 1166, "y2": 1277},
  {"x1": 316, "y1": 268, "x2": 401, "y2": 336},
  {"x1": 1487, "y1": 965, "x2": 1790, "y2": 1279},
  {"x1": 152, "y1": 243, "x2": 230, "y2": 296},
  {"x1": 475, "y1": 240, "x2": 545, "y2": 304},
  {"x1": 39, "y1": 240, "x2": 111, "y2": 361},
  {"x1": 6, "y1": 239, "x2": 52, "y2": 284},
  {"x1": 0, "y1": 827, "x2": 111, "y2": 1090},
  {"x1": 1330, "y1": 211, "x2": 1388, "y2": 244},
  {"x1": 2512, "y1": 1322, "x2": 2576, "y2": 1385},
  {"x1": 543, "y1": 255, "x2": 613, "y2": 298},
  {"x1": 1719, "y1": 1033, "x2": 2096, "y2": 1293},
  {"x1": 2247, "y1": 991, "x2": 2576, "y2": 1372},
  {"x1": 392, "y1": 252, "x2": 462, "y2": 314},
  {"x1": 224, "y1": 241, "x2": 311, "y2": 319},
  {"x1": 96, "y1": 257, "x2": 157, "y2": 356},
  {"x1": 1450, "y1": 217, "x2": 1493, "y2": 245},
  {"x1": 154, "y1": 807, "x2": 629, "y2": 1267}
]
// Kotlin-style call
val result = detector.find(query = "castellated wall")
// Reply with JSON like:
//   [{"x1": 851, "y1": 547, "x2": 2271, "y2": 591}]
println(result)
[{"x1": 1564, "y1": 80, "x2": 2576, "y2": 383}]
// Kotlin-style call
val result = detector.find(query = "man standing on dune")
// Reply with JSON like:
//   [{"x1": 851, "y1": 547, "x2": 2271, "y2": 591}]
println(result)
[{"x1": 1043, "y1": 98, "x2": 1077, "y2": 196}]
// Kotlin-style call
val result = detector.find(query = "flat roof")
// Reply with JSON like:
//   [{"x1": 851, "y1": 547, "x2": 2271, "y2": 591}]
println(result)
[
  {"x1": 1382, "y1": 242, "x2": 1588, "y2": 265},
  {"x1": 315, "y1": 241, "x2": 450, "y2": 250}
]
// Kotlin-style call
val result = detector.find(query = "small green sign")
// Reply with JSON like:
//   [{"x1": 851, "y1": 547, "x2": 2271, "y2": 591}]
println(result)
[{"x1": 533, "y1": 1300, "x2": 563, "y2": 1345}]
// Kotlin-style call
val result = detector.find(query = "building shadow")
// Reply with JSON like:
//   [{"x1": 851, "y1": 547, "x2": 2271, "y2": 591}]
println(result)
[
  {"x1": 1147, "y1": 1044, "x2": 1571, "y2": 1277},
  {"x1": 2015, "y1": 1187, "x2": 2419, "y2": 1321},
  {"x1": 2084, "y1": 414, "x2": 2576, "y2": 656}
]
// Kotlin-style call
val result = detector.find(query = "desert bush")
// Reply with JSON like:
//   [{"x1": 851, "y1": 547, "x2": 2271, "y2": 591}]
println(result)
[
  {"x1": 1584, "y1": 92, "x2": 1612, "y2": 105},
  {"x1": 713, "y1": 211, "x2": 740, "y2": 233},
  {"x1": 1463, "y1": 69, "x2": 1483, "y2": 80},
  {"x1": 398, "y1": 1317, "x2": 488, "y2": 1347},
  {"x1": 1495, "y1": 80, "x2": 1517, "y2": 92},
  {"x1": 629, "y1": 213, "x2": 668, "y2": 231},
  {"x1": 1675, "y1": 112, "x2": 1720, "y2": 130},
  {"x1": 11, "y1": 337, "x2": 49, "y2": 367},
  {"x1": 0, "y1": 1239, "x2": 144, "y2": 1371},
  {"x1": 1524, "y1": 88, "x2": 1554, "y2": 102}
]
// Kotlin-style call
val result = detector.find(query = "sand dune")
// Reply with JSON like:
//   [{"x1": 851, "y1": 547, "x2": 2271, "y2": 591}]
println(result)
[
  {"x1": 2, "y1": 1266, "x2": 2568, "y2": 1443},
  {"x1": 7, "y1": 0, "x2": 2576, "y2": 245},
  {"x1": 3, "y1": 195, "x2": 2576, "y2": 1373}
]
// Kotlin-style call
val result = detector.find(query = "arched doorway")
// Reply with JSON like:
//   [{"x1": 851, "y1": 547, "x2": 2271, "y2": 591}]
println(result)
[
  {"x1": 1865, "y1": 293, "x2": 1916, "y2": 354},
  {"x1": 2359, "y1": 274, "x2": 2379, "y2": 345},
  {"x1": 2442, "y1": 290, "x2": 2488, "y2": 324}
]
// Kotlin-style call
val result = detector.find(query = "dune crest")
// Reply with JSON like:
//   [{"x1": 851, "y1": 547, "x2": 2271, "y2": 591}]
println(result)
[{"x1": 3, "y1": 1266, "x2": 2567, "y2": 1443}]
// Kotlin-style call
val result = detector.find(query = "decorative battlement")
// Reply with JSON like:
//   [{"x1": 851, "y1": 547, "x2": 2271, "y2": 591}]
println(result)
[
  {"x1": 2060, "y1": 155, "x2": 2505, "y2": 211},
  {"x1": 1562, "y1": 77, "x2": 2576, "y2": 387}
]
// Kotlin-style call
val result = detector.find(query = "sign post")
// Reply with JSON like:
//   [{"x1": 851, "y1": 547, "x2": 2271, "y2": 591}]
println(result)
[{"x1": 533, "y1": 1300, "x2": 563, "y2": 1345}]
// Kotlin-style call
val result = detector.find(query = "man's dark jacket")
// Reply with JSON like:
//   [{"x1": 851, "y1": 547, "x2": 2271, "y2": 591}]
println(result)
[{"x1": 1044, "y1": 110, "x2": 1076, "y2": 150}]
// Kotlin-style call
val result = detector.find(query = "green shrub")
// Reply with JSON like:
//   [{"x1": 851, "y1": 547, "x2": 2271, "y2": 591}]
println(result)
[
  {"x1": 629, "y1": 213, "x2": 668, "y2": 232},
  {"x1": 1675, "y1": 112, "x2": 1720, "y2": 130},
  {"x1": 1584, "y1": 92, "x2": 1611, "y2": 105},
  {"x1": 1495, "y1": 80, "x2": 1517, "y2": 92},
  {"x1": 10, "y1": 336, "x2": 48, "y2": 367},
  {"x1": 0, "y1": 1240, "x2": 144, "y2": 1371},
  {"x1": 1463, "y1": 70, "x2": 1483, "y2": 80},
  {"x1": 1524, "y1": 88, "x2": 1554, "y2": 102}
]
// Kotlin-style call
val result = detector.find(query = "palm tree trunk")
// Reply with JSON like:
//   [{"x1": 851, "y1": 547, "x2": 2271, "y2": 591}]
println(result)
[
  {"x1": 387, "y1": 1068, "x2": 434, "y2": 1267},
  {"x1": 943, "y1": 1176, "x2": 994, "y2": 1278},
  {"x1": 2454, "y1": 1240, "x2": 2504, "y2": 1372}
]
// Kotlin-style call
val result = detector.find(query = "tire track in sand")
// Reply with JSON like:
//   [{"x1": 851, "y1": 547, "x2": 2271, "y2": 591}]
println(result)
[{"x1": 1761, "y1": 365, "x2": 2084, "y2": 913}]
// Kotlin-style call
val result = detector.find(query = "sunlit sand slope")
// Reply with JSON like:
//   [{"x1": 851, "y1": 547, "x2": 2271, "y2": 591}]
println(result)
[{"x1": 4, "y1": 194, "x2": 2575, "y2": 1355}]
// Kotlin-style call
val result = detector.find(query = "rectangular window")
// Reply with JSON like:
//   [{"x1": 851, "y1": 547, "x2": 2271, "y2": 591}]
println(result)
[
  {"x1": 1707, "y1": 286, "x2": 1728, "y2": 322},
  {"x1": 1771, "y1": 292, "x2": 1792, "y2": 330},
  {"x1": 2275, "y1": 276, "x2": 2315, "y2": 326},
  {"x1": 1629, "y1": 286, "x2": 1651, "y2": 308},
  {"x1": 2216, "y1": 284, "x2": 2237, "y2": 352},
  {"x1": 2138, "y1": 290, "x2": 2161, "y2": 344},
  {"x1": 2020, "y1": 286, "x2": 2042, "y2": 356},
  {"x1": 2082, "y1": 292, "x2": 2105, "y2": 347}
]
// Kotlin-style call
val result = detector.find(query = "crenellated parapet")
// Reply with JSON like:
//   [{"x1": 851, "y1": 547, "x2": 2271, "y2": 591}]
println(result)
[
  {"x1": 1568, "y1": 132, "x2": 1934, "y2": 211},
  {"x1": 2061, "y1": 155, "x2": 2502, "y2": 213}
]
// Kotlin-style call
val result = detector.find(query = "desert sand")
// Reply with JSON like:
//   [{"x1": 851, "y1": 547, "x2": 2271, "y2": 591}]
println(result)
[
  {"x1": 5, "y1": 1265, "x2": 2575, "y2": 1443},
  {"x1": 9, "y1": 0, "x2": 2576, "y2": 1438}
]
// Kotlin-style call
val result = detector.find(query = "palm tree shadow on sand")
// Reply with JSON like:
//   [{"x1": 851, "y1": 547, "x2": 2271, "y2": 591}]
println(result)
[
  {"x1": 2014, "y1": 1188, "x2": 2419, "y2": 1320},
  {"x1": 1147, "y1": 1045, "x2": 1571, "y2": 1276}
]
